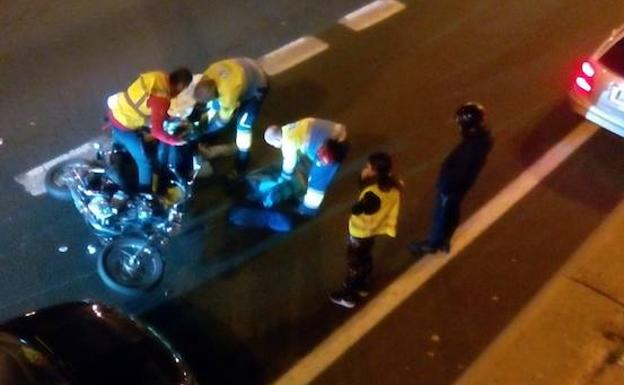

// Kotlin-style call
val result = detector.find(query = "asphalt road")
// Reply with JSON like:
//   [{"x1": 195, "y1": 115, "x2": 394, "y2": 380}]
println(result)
[
  {"x1": 0, "y1": 0, "x2": 369, "y2": 314},
  {"x1": 1, "y1": 1, "x2": 624, "y2": 385}
]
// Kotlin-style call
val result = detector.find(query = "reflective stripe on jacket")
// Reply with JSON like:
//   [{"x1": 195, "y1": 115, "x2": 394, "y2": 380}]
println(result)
[
  {"x1": 108, "y1": 71, "x2": 170, "y2": 129},
  {"x1": 201, "y1": 58, "x2": 267, "y2": 123},
  {"x1": 281, "y1": 117, "x2": 346, "y2": 174}
]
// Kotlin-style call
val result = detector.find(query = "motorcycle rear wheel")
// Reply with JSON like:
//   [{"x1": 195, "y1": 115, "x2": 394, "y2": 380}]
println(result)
[
  {"x1": 44, "y1": 158, "x2": 93, "y2": 201},
  {"x1": 97, "y1": 236, "x2": 164, "y2": 295}
]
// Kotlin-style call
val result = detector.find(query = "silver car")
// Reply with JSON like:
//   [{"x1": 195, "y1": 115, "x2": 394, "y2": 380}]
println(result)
[{"x1": 570, "y1": 25, "x2": 624, "y2": 137}]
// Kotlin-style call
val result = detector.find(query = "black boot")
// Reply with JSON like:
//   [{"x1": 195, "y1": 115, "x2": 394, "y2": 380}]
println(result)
[
  {"x1": 235, "y1": 151, "x2": 250, "y2": 175},
  {"x1": 408, "y1": 240, "x2": 439, "y2": 256}
]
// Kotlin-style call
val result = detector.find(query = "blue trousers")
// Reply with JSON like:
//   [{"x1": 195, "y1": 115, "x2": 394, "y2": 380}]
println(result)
[
  {"x1": 427, "y1": 191, "x2": 462, "y2": 247},
  {"x1": 308, "y1": 161, "x2": 340, "y2": 194},
  {"x1": 204, "y1": 87, "x2": 268, "y2": 172},
  {"x1": 157, "y1": 142, "x2": 195, "y2": 184},
  {"x1": 111, "y1": 128, "x2": 152, "y2": 190},
  {"x1": 235, "y1": 88, "x2": 268, "y2": 171}
]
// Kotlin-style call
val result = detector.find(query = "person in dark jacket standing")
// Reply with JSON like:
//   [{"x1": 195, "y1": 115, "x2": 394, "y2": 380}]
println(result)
[
  {"x1": 330, "y1": 152, "x2": 402, "y2": 308},
  {"x1": 409, "y1": 102, "x2": 493, "y2": 256}
]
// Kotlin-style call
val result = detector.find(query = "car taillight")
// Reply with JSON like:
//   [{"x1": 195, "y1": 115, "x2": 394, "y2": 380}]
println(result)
[
  {"x1": 575, "y1": 77, "x2": 592, "y2": 92},
  {"x1": 575, "y1": 60, "x2": 595, "y2": 93},
  {"x1": 581, "y1": 61, "x2": 595, "y2": 77}
]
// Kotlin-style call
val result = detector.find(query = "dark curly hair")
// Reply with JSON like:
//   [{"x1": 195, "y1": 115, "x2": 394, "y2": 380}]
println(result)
[
  {"x1": 368, "y1": 152, "x2": 402, "y2": 191},
  {"x1": 169, "y1": 68, "x2": 193, "y2": 88}
]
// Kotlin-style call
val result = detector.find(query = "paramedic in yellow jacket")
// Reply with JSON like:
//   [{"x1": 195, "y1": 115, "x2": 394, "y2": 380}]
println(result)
[
  {"x1": 263, "y1": 117, "x2": 349, "y2": 216},
  {"x1": 330, "y1": 152, "x2": 402, "y2": 308},
  {"x1": 107, "y1": 68, "x2": 193, "y2": 192},
  {"x1": 191, "y1": 58, "x2": 268, "y2": 173}
]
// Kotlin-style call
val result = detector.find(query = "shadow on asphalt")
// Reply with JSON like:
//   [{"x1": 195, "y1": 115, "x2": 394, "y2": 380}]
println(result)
[
  {"x1": 142, "y1": 299, "x2": 265, "y2": 385},
  {"x1": 519, "y1": 101, "x2": 624, "y2": 212},
  {"x1": 518, "y1": 101, "x2": 584, "y2": 167}
]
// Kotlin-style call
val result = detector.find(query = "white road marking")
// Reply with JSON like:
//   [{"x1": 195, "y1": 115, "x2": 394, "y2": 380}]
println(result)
[
  {"x1": 339, "y1": 0, "x2": 406, "y2": 31},
  {"x1": 14, "y1": 138, "x2": 106, "y2": 196},
  {"x1": 271, "y1": 121, "x2": 599, "y2": 385},
  {"x1": 258, "y1": 36, "x2": 329, "y2": 76}
]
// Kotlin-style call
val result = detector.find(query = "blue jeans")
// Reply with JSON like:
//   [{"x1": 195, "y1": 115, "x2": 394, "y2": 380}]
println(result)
[
  {"x1": 427, "y1": 191, "x2": 461, "y2": 247},
  {"x1": 157, "y1": 142, "x2": 194, "y2": 183},
  {"x1": 111, "y1": 128, "x2": 152, "y2": 190}
]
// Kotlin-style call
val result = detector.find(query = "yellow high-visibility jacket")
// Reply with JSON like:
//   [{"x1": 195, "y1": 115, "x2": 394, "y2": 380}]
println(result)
[
  {"x1": 280, "y1": 117, "x2": 347, "y2": 174},
  {"x1": 349, "y1": 184, "x2": 400, "y2": 238},
  {"x1": 201, "y1": 58, "x2": 266, "y2": 123},
  {"x1": 108, "y1": 71, "x2": 170, "y2": 129}
]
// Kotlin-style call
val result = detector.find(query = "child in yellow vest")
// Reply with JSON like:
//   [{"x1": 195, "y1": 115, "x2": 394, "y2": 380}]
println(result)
[{"x1": 330, "y1": 152, "x2": 402, "y2": 308}]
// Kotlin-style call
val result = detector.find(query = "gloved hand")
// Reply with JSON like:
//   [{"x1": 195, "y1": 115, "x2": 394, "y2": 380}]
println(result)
[
  {"x1": 163, "y1": 119, "x2": 190, "y2": 146},
  {"x1": 258, "y1": 178, "x2": 279, "y2": 194},
  {"x1": 262, "y1": 187, "x2": 282, "y2": 208},
  {"x1": 163, "y1": 119, "x2": 181, "y2": 135},
  {"x1": 206, "y1": 99, "x2": 220, "y2": 120}
]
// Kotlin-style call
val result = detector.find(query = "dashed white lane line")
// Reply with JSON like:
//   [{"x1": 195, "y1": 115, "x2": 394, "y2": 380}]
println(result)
[
  {"x1": 271, "y1": 121, "x2": 599, "y2": 385},
  {"x1": 258, "y1": 36, "x2": 329, "y2": 76},
  {"x1": 339, "y1": 0, "x2": 406, "y2": 31},
  {"x1": 14, "y1": 137, "x2": 107, "y2": 196}
]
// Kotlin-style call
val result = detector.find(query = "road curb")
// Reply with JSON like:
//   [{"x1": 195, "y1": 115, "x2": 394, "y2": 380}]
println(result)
[{"x1": 454, "y1": 200, "x2": 624, "y2": 385}]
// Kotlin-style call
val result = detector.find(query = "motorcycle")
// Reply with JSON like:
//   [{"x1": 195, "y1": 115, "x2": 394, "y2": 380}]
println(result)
[{"x1": 45, "y1": 122, "x2": 203, "y2": 295}]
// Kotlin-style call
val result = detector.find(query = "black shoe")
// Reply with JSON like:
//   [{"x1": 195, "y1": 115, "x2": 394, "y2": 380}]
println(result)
[
  {"x1": 408, "y1": 241, "x2": 435, "y2": 255},
  {"x1": 329, "y1": 290, "x2": 357, "y2": 309},
  {"x1": 353, "y1": 281, "x2": 371, "y2": 298},
  {"x1": 355, "y1": 288, "x2": 370, "y2": 298}
]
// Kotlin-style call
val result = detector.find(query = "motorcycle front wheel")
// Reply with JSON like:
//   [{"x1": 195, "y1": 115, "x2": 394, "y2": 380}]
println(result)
[
  {"x1": 97, "y1": 237, "x2": 164, "y2": 295},
  {"x1": 44, "y1": 158, "x2": 93, "y2": 201}
]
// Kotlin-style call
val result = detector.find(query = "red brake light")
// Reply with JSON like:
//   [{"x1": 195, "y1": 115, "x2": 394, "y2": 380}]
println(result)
[
  {"x1": 581, "y1": 61, "x2": 595, "y2": 78},
  {"x1": 575, "y1": 77, "x2": 592, "y2": 92},
  {"x1": 575, "y1": 60, "x2": 595, "y2": 93}
]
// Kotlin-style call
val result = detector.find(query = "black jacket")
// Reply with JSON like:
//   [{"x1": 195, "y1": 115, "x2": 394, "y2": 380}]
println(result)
[{"x1": 437, "y1": 128, "x2": 493, "y2": 196}]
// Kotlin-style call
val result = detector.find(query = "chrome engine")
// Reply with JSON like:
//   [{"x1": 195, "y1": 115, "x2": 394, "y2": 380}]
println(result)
[
  {"x1": 66, "y1": 140, "x2": 195, "y2": 240},
  {"x1": 87, "y1": 195, "x2": 116, "y2": 222}
]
